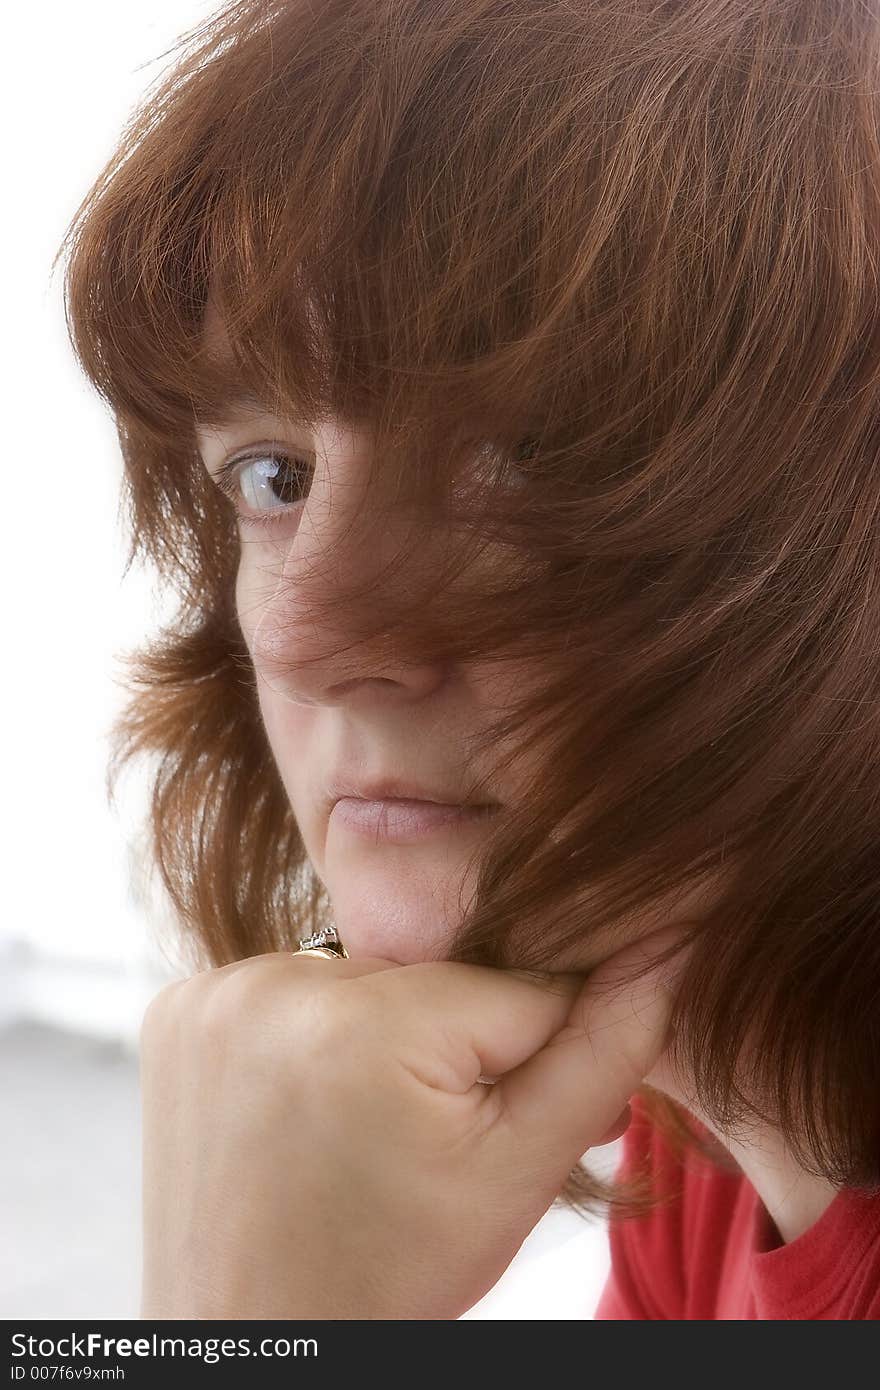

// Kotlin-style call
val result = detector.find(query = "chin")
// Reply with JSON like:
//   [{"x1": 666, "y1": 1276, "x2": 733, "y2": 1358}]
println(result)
[{"x1": 321, "y1": 858, "x2": 475, "y2": 966}]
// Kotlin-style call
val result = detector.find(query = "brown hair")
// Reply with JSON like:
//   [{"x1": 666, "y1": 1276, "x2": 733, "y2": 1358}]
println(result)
[{"x1": 56, "y1": 0, "x2": 880, "y2": 1221}]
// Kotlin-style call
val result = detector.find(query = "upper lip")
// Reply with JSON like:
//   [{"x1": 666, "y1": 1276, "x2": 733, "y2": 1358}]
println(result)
[{"x1": 328, "y1": 776, "x2": 499, "y2": 808}]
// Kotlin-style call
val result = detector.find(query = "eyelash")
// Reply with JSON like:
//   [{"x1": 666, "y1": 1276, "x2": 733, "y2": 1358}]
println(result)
[
  {"x1": 209, "y1": 436, "x2": 537, "y2": 531},
  {"x1": 211, "y1": 447, "x2": 314, "y2": 530}
]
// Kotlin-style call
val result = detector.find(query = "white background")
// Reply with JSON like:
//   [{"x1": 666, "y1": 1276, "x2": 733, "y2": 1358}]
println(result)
[
  {"x1": 1, "y1": 1, "x2": 614, "y2": 1319},
  {"x1": 3, "y1": 6, "x2": 213, "y2": 1004}
]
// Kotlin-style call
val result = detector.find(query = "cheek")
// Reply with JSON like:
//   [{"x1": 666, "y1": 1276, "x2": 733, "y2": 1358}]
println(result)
[
  {"x1": 234, "y1": 556, "x2": 311, "y2": 754},
  {"x1": 469, "y1": 655, "x2": 551, "y2": 796},
  {"x1": 235, "y1": 550, "x2": 279, "y2": 654},
  {"x1": 249, "y1": 652, "x2": 316, "y2": 824},
  {"x1": 235, "y1": 561, "x2": 252, "y2": 643}
]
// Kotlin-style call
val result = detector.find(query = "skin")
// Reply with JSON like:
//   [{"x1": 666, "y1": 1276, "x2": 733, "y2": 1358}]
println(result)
[
  {"x1": 142, "y1": 934, "x2": 691, "y2": 1317},
  {"x1": 191, "y1": 404, "x2": 840, "y2": 1253}
]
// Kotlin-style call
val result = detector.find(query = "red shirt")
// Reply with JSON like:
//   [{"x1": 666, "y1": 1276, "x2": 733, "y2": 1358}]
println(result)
[{"x1": 594, "y1": 1091, "x2": 880, "y2": 1319}]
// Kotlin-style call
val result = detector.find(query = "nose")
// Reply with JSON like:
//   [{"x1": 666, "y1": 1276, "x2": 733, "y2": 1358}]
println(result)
[{"x1": 247, "y1": 462, "x2": 451, "y2": 708}]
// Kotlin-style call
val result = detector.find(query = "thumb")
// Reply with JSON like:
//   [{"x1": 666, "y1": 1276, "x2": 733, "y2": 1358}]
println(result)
[{"x1": 491, "y1": 925, "x2": 687, "y2": 1168}]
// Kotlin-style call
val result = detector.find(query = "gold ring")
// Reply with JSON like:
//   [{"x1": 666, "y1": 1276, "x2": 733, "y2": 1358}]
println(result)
[{"x1": 294, "y1": 927, "x2": 349, "y2": 960}]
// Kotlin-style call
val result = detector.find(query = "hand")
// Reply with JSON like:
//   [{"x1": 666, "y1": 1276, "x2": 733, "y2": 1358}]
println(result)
[{"x1": 139, "y1": 927, "x2": 684, "y2": 1320}]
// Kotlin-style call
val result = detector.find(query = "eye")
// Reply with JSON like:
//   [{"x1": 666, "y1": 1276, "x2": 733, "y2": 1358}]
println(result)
[
  {"x1": 516, "y1": 436, "x2": 539, "y2": 465},
  {"x1": 211, "y1": 446, "x2": 315, "y2": 527},
  {"x1": 477, "y1": 437, "x2": 538, "y2": 486}
]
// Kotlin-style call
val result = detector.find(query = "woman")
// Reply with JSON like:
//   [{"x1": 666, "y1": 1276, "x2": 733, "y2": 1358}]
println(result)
[{"x1": 58, "y1": 0, "x2": 880, "y2": 1318}]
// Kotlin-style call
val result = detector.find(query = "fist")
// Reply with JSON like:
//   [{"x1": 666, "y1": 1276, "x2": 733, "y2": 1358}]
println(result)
[{"x1": 139, "y1": 930, "x2": 682, "y2": 1319}]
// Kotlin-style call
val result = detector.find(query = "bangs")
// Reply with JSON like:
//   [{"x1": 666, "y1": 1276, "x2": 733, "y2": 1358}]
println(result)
[
  {"x1": 56, "y1": 0, "x2": 880, "y2": 595},
  {"x1": 61, "y1": 0, "x2": 880, "y2": 557},
  {"x1": 57, "y1": 0, "x2": 594, "y2": 479}
]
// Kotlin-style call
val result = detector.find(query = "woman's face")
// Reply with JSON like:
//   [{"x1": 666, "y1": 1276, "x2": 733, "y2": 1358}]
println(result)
[
  {"x1": 195, "y1": 343, "x2": 723, "y2": 972},
  {"x1": 196, "y1": 405, "x2": 538, "y2": 964}
]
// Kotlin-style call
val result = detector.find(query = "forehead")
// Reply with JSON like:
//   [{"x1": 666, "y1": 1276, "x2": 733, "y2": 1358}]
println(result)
[
  {"x1": 196, "y1": 301, "x2": 282, "y2": 426},
  {"x1": 194, "y1": 293, "x2": 484, "y2": 461},
  {"x1": 196, "y1": 294, "x2": 352, "y2": 438},
  {"x1": 195, "y1": 389, "x2": 280, "y2": 431}
]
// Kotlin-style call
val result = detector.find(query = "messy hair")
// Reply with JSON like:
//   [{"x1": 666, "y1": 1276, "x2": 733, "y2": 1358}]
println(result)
[{"x1": 57, "y1": 0, "x2": 880, "y2": 1220}]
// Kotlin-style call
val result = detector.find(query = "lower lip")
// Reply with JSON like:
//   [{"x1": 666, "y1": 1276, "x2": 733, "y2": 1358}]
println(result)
[{"x1": 331, "y1": 797, "x2": 499, "y2": 843}]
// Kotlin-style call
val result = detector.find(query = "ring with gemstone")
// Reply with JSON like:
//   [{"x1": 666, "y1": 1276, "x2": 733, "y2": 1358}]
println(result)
[{"x1": 294, "y1": 925, "x2": 349, "y2": 960}]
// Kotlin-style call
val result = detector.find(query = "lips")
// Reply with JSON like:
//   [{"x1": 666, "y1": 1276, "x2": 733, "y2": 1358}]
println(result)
[
  {"x1": 330, "y1": 796, "x2": 499, "y2": 843},
  {"x1": 326, "y1": 774, "x2": 498, "y2": 809}
]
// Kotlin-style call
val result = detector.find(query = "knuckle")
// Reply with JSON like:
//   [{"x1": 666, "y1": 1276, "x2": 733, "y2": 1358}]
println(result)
[
  {"x1": 139, "y1": 977, "x2": 185, "y2": 1048},
  {"x1": 195, "y1": 960, "x2": 277, "y2": 1049},
  {"x1": 202, "y1": 957, "x2": 350, "y2": 1062},
  {"x1": 139, "y1": 956, "x2": 361, "y2": 1079},
  {"x1": 197, "y1": 976, "x2": 237, "y2": 1044},
  {"x1": 297, "y1": 986, "x2": 354, "y2": 1055}
]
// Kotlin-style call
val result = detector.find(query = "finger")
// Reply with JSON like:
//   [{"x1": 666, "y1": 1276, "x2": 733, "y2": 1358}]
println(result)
[
  {"x1": 214, "y1": 949, "x2": 406, "y2": 982},
  {"x1": 490, "y1": 925, "x2": 688, "y2": 1165},
  {"x1": 593, "y1": 1103, "x2": 632, "y2": 1147},
  {"x1": 356, "y1": 962, "x2": 586, "y2": 1090},
  {"x1": 289, "y1": 951, "x2": 404, "y2": 979}
]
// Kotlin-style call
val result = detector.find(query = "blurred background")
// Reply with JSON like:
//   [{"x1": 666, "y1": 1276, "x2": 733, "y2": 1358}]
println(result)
[{"x1": 1, "y1": 1, "x2": 617, "y2": 1319}]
